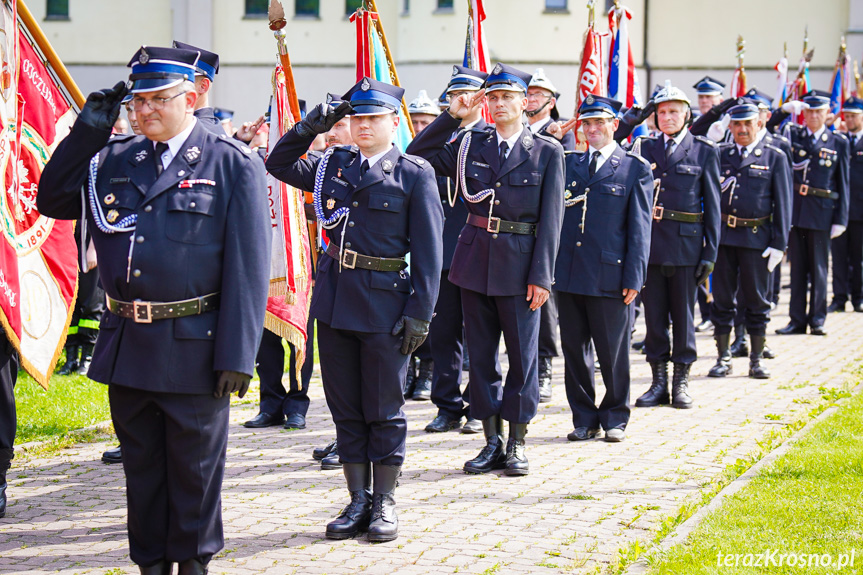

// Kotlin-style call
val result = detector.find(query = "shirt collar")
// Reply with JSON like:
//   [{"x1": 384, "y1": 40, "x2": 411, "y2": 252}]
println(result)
[
  {"x1": 738, "y1": 140, "x2": 756, "y2": 156},
  {"x1": 807, "y1": 125, "x2": 826, "y2": 140},
  {"x1": 360, "y1": 145, "x2": 394, "y2": 168},
  {"x1": 528, "y1": 116, "x2": 551, "y2": 134},
  {"x1": 496, "y1": 127, "x2": 524, "y2": 151},
  {"x1": 588, "y1": 141, "x2": 617, "y2": 160},
  {"x1": 154, "y1": 118, "x2": 197, "y2": 158},
  {"x1": 664, "y1": 129, "x2": 687, "y2": 146}
]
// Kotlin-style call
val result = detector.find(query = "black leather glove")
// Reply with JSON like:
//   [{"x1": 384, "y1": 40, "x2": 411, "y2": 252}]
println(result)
[
  {"x1": 79, "y1": 81, "x2": 128, "y2": 132},
  {"x1": 694, "y1": 260, "x2": 715, "y2": 287},
  {"x1": 214, "y1": 370, "x2": 252, "y2": 399},
  {"x1": 619, "y1": 105, "x2": 643, "y2": 127},
  {"x1": 295, "y1": 101, "x2": 353, "y2": 138},
  {"x1": 391, "y1": 315, "x2": 431, "y2": 356},
  {"x1": 715, "y1": 97, "x2": 744, "y2": 115},
  {"x1": 639, "y1": 100, "x2": 656, "y2": 122}
]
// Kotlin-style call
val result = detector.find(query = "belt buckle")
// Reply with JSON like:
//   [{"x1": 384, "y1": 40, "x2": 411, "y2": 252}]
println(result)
[
  {"x1": 799, "y1": 184, "x2": 809, "y2": 196},
  {"x1": 133, "y1": 301, "x2": 153, "y2": 324},
  {"x1": 726, "y1": 215, "x2": 737, "y2": 228},
  {"x1": 652, "y1": 206, "x2": 664, "y2": 221},
  {"x1": 487, "y1": 217, "x2": 501, "y2": 233},
  {"x1": 342, "y1": 249, "x2": 358, "y2": 270}
]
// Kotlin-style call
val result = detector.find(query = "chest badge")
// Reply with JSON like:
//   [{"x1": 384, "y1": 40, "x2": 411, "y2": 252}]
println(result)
[
  {"x1": 103, "y1": 193, "x2": 116, "y2": 205},
  {"x1": 799, "y1": 150, "x2": 807, "y2": 157},
  {"x1": 327, "y1": 198, "x2": 336, "y2": 210},
  {"x1": 382, "y1": 159, "x2": 393, "y2": 172},
  {"x1": 135, "y1": 150, "x2": 148, "y2": 162},
  {"x1": 184, "y1": 146, "x2": 201, "y2": 162},
  {"x1": 822, "y1": 133, "x2": 829, "y2": 142},
  {"x1": 754, "y1": 149, "x2": 762, "y2": 157},
  {"x1": 650, "y1": 162, "x2": 657, "y2": 170},
  {"x1": 106, "y1": 209, "x2": 119, "y2": 223},
  {"x1": 826, "y1": 160, "x2": 833, "y2": 167},
  {"x1": 337, "y1": 167, "x2": 342, "y2": 178}
]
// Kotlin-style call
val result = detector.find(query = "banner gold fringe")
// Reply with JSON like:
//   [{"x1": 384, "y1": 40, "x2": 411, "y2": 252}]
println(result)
[{"x1": 264, "y1": 305, "x2": 310, "y2": 389}]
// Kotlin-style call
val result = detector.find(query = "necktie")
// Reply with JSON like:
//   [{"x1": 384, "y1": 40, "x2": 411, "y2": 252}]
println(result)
[
  {"x1": 360, "y1": 160, "x2": 369, "y2": 177},
  {"x1": 499, "y1": 141, "x2": 509, "y2": 167},
  {"x1": 665, "y1": 138, "x2": 674, "y2": 159},
  {"x1": 852, "y1": 135, "x2": 857, "y2": 148},
  {"x1": 740, "y1": 146, "x2": 749, "y2": 159},
  {"x1": 154, "y1": 142, "x2": 169, "y2": 176},
  {"x1": 588, "y1": 151, "x2": 601, "y2": 177}
]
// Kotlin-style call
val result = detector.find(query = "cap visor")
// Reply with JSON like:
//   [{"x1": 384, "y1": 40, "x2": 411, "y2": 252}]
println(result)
[
  {"x1": 578, "y1": 111, "x2": 615, "y2": 120},
  {"x1": 129, "y1": 78, "x2": 185, "y2": 94},
  {"x1": 485, "y1": 85, "x2": 525, "y2": 93},
  {"x1": 349, "y1": 105, "x2": 397, "y2": 116}
]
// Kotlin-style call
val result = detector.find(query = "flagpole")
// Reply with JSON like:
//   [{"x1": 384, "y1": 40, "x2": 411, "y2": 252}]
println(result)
[
  {"x1": 365, "y1": 0, "x2": 415, "y2": 138},
  {"x1": 16, "y1": 0, "x2": 84, "y2": 109}
]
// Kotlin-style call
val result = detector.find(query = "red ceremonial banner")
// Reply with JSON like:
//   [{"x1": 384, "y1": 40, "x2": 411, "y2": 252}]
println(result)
[{"x1": 0, "y1": 0, "x2": 79, "y2": 388}]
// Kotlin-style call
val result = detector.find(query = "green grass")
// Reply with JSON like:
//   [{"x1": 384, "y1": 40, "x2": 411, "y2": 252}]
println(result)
[{"x1": 645, "y1": 390, "x2": 863, "y2": 574}]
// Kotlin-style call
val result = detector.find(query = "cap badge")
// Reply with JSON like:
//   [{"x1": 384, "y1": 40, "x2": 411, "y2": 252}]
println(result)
[
  {"x1": 138, "y1": 48, "x2": 149, "y2": 65},
  {"x1": 492, "y1": 63, "x2": 502, "y2": 75},
  {"x1": 326, "y1": 94, "x2": 333, "y2": 104},
  {"x1": 184, "y1": 146, "x2": 200, "y2": 162},
  {"x1": 452, "y1": 65, "x2": 459, "y2": 76},
  {"x1": 585, "y1": 94, "x2": 595, "y2": 105},
  {"x1": 135, "y1": 150, "x2": 148, "y2": 162},
  {"x1": 361, "y1": 78, "x2": 371, "y2": 92}
]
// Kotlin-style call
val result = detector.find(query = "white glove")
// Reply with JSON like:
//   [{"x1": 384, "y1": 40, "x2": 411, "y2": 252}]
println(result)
[
  {"x1": 781, "y1": 101, "x2": 810, "y2": 115},
  {"x1": 85, "y1": 239, "x2": 98, "y2": 272},
  {"x1": 831, "y1": 224, "x2": 847, "y2": 239},
  {"x1": 761, "y1": 247, "x2": 783, "y2": 272}
]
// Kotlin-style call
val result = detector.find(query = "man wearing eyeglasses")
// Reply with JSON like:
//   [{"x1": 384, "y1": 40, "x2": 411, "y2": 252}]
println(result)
[{"x1": 38, "y1": 46, "x2": 270, "y2": 575}]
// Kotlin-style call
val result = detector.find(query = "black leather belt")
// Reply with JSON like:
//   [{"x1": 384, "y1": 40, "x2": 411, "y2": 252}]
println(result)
[
  {"x1": 325, "y1": 243, "x2": 407, "y2": 271},
  {"x1": 722, "y1": 214, "x2": 771, "y2": 228},
  {"x1": 106, "y1": 292, "x2": 220, "y2": 324},
  {"x1": 652, "y1": 206, "x2": 703, "y2": 223},
  {"x1": 466, "y1": 213, "x2": 537, "y2": 235},
  {"x1": 795, "y1": 184, "x2": 838, "y2": 200}
]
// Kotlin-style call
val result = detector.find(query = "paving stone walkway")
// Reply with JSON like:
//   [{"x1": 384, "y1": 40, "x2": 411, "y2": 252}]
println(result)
[{"x1": 1, "y1": 295, "x2": 861, "y2": 574}]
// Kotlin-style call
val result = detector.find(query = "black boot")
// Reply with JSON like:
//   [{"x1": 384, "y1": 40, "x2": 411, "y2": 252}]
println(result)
[
  {"x1": 57, "y1": 345, "x2": 79, "y2": 375},
  {"x1": 729, "y1": 325, "x2": 749, "y2": 358},
  {"x1": 538, "y1": 357, "x2": 552, "y2": 403},
  {"x1": 326, "y1": 462, "x2": 372, "y2": 539},
  {"x1": 464, "y1": 416, "x2": 505, "y2": 474},
  {"x1": 411, "y1": 359, "x2": 433, "y2": 401},
  {"x1": 76, "y1": 344, "x2": 93, "y2": 376},
  {"x1": 635, "y1": 362, "x2": 669, "y2": 407},
  {"x1": 368, "y1": 463, "x2": 400, "y2": 542},
  {"x1": 139, "y1": 561, "x2": 172, "y2": 575},
  {"x1": 504, "y1": 423, "x2": 528, "y2": 476},
  {"x1": 321, "y1": 442, "x2": 342, "y2": 470},
  {"x1": 671, "y1": 363, "x2": 694, "y2": 409},
  {"x1": 177, "y1": 558, "x2": 207, "y2": 575},
  {"x1": 749, "y1": 335, "x2": 770, "y2": 379},
  {"x1": 403, "y1": 356, "x2": 418, "y2": 399},
  {"x1": 708, "y1": 333, "x2": 733, "y2": 377},
  {"x1": 0, "y1": 448, "x2": 12, "y2": 518}
]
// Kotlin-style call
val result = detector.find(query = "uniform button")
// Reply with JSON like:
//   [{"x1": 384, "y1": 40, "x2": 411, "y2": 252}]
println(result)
[
  {"x1": 737, "y1": 173, "x2": 741, "y2": 177},
  {"x1": 495, "y1": 182, "x2": 501, "y2": 188},
  {"x1": 734, "y1": 195, "x2": 739, "y2": 200},
  {"x1": 492, "y1": 234, "x2": 498, "y2": 239},
  {"x1": 732, "y1": 209, "x2": 738, "y2": 213},
  {"x1": 571, "y1": 181, "x2": 577, "y2": 186},
  {"x1": 345, "y1": 242, "x2": 352, "y2": 248},
  {"x1": 178, "y1": 170, "x2": 185, "y2": 176},
  {"x1": 383, "y1": 202, "x2": 389, "y2": 207},
  {"x1": 660, "y1": 188, "x2": 665, "y2": 192},
  {"x1": 144, "y1": 205, "x2": 153, "y2": 213},
  {"x1": 393, "y1": 283, "x2": 398, "y2": 287},
  {"x1": 617, "y1": 259, "x2": 621, "y2": 263},
  {"x1": 136, "y1": 236, "x2": 144, "y2": 243},
  {"x1": 132, "y1": 269, "x2": 141, "y2": 278},
  {"x1": 189, "y1": 202, "x2": 196, "y2": 208},
  {"x1": 494, "y1": 200, "x2": 500, "y2": 205},
  {"x1": 352, "y1": 201, "x2": 359, "y2": 207},
  {"x1": 662, "y1": 172, "x2": 667, "y2": 177},
  {"x1": 523, "y1": 179, "x2": 528, "y2": 183},
  {"x1": 348, "y1": 221, "x2": 355, "y2": 227},
  {"x1": 207, "y1": 330, "x2": 212, "y2": 337},
  {"x1": 576, "y1": 241, "x2": 582, "y2": 247},
  {"x1": 585, "y1": 187, "x2": 590, "y2": 193}
]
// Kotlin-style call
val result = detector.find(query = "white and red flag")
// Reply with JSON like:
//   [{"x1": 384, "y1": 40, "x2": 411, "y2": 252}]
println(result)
[{"x1": 463, "y1": 0, "x2": 492, "y2": 123}]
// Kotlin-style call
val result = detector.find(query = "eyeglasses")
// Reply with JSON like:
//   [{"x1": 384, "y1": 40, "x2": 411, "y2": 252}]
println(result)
[
  {"x1": 526, "y1": 92, "x2": 552, "y2": 101},
  {"x1": 131, "y1": 90, "x2": 188, "y2": 112}
]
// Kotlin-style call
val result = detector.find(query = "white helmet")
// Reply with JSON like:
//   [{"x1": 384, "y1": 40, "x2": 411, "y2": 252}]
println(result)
[
  {"x1": 407, "y1": 89, "x2": 440, "y2": 116},
  {"x1": 653, "y1": 80, "x2": 691, "y2": 106}
]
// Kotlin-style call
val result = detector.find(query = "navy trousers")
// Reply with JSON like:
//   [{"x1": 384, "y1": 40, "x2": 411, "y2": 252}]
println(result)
[
  {"x1": 429, "y1": 271, "x2": 469, "y2": 419},
  {"x1": 831, "y1": 221, "x2": 863, "y2": 306},
  {"x1": 109, "y1": 384, "x2": 230, "y2": 566},
  {"x1": 788, "y1": 227, "x2": 830, "y2": 328},
  {"x1": 0, "y1": 334, "x2": 18, "y2": 452},
  {"x1": 538, "y1": 290, "x2": 559, "y2": 358},
  {"x1": 642, "y1": 264, "x2": 698, "y2": 364},
  {"x1": 256, "y1": 319, "x2": 314, "y2": 418},
  {"x1": 460, "y1": 288, "x2": 540, "y2": 424},
  {"x1": 557, "y1": 292, "x2": 631, "y2": 431},
  {"x1": 711, "y1": 245, "x2": 771, "y2": 336},
  {"x1": 317, "y1": 321, "x2": 408, "y2": 466}
]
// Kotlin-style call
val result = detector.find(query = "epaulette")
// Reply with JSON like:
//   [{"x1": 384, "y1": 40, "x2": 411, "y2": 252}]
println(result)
[
  {"x1": 401, "y1": 153, "x2": 430, "y2": 168},
  {"x1": 694, "y1": 134, "x2": 717, "y2": 147},
  {"x1": 771, "y1": 133, "x2": 790, "y2": 144},
  {"x1": 625, "y1": 150, "x2": 652, "y2": 170},
  {"x1": 105, "y1": 133, "x2": 137, "y2": 145},
  {"x1": 834, "y1": 131, "x2": 849, "y2": 141},
  {"x1": 718, "y1": 141, "x2": 735, "y2": 148},
  {"x1": 533, "y1": 132, "x2": 560, "y2": 147},
  {"x1": 764, "y1": 144, "x2": 784, "y2": 155},
  {"x1": 214, "y1": 133, "x2": 257, "y2": 158},
  {"x1": 470, "y1": 124, "x2": 494, "y2": 134},
  {"x1": 634, "y1": 134, "x2": 658, "y2": 144},
  {"x1": 563, "y1": 150, "x2": 585, "y2": 156}
]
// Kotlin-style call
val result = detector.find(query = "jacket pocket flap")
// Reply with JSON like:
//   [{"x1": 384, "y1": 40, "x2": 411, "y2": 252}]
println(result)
[
  {"x1": 676, "y1": 164, "x2": 702, "y2": 176},
  {"x1": 173, "y1": 311, "x2": 219, "y2": 340},
  {"x1": 510, "y1": 172, "x2": 541, "y2": 186},
  {"x1": 602, "y1": 183, "x2": 625, "y2": 196},
  {"x1": 601, "y1": 250, "x2": 623, "y2": 265},
  {"x1": 369, "y1": 193, "x2": 403, "y2": 212},
  {"x1": 167, "y1": 190, "x2": 215, "y2": 215},
  {"x1": 679, "y1": 222, "x2": 701, "y2": 236},
  {"x1": 370, "y1": 272, "x2": 411, "y2": 293}
]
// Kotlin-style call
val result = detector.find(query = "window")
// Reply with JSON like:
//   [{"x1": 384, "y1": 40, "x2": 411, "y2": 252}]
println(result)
[
  {"x1": 545, "y1": 0, "x2": 568, "y2": 12},
  {"x1": 436, "y1": 0, "x2": 454, "y2": 10},
  {"x1": 45, "y1": 0, "x2": 69, "y2": 20},
  {"x1": 346, "y1": 0, "x2": 363, "y2": 16},
  {"x1": 296, "y1": 0, "x2": 319, "y2": 18},
  {"x1": 402, "y1": 0, "x2": 410, "y2": 14},
  {"x1": 244, "y1": 0, "x2": 268, "y2": 18}
]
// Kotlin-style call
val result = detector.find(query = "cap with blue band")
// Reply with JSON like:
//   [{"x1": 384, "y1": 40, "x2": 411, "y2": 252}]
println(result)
[
  {"x1": 343, "y1": 77, "x2": 405, "y2": 116},
  {"x1": 844, "y1": 96, "x2": 863, "y2": 113},
  {"x1": 447, "y1": 65, "x2": 488, "y2": 93},
  {"x1": 172, "y1": 41, "x2": 219, "y2": 82},
  {"x1": 727, "y1": 103, "x2": 759, "y2": 121},
  {"x1": 127, "y1": 46, "x2": 199, "y2": 94},
  {"x1": 802, "y1": 90, "x2": 831, "y2": 110},
  {"x1": 693, "y1": 75, "x2": 725, "y2": 96},
  {"x1": 577, "y1": 94, "x2": 622, "y2": 119},
  {"x1": 484, "y1": 63, "x2": 531, "y2": 93}
]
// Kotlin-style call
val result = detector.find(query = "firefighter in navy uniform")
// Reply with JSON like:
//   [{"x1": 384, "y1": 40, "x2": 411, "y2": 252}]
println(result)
[
  {"x1": 407, "y1": 63, "x2": 564, "y2": 477},
  {"x1": 37, "y1": 46, "x2": 270, "y2": 575},
  {"x1": 775, "y1": 91, "x2": 850, "y2": 336},
  {"x1": 422, "y1": 66, "x2": 488, "y2": 435},
  {"x1": 830, "y1": 97, "x2": 863, "y2": 313},
  {"x1": 0, "y1": 332, "x2": 18, "y2": 519},
  {"x1": 632, "y1": 82, "x2": 720, "y2": 409},
  {"x1": 552, "y1": 95, "x2": 653, "y2": 442},
  {"x1": 707, "y1": 103, "x2": 791, "y2": 380},
  {"x1": 266, "y1": 77, "x2": 443, "y2": 542}
]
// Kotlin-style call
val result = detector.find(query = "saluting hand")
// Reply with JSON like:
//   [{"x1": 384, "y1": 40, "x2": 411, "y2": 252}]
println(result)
[
  {"x1": 447, "y1": 88, "x2": 486, "y2": 120},
  {"x1": 527, "y1": 284, "x2": 549, "y2": 311},
  {"x1": 79, "y1": 81, "x2": 129, "y2": 132},
  {"x1": 553, "y1": 118, "x2": 579, "y2": 140},
  {"x1": 235, "y1": 114, "x2": 266, "y2": 143}
]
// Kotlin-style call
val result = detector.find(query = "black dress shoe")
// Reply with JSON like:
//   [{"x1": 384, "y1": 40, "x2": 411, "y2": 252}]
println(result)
[
  {"x1": 321, "y1": 445, "x2": 343, "y2": 470},
  {"x1": 762, "y1": 345, "x2": 776, "y2": 359},
  {"x1": 775, "y1": 323, "x2": 806, "y2": 335},
  {"x1": 460, "y1": 418, "x2": 482, "y2": 434},
  {"x1": 313, "y1": 439, "x2": 337, "y2": 461},
  {"x1": 425, "y1": 414, "x2": 462, "y2": 433},
  {"x1": 284, "y1": 413, "x2": 306, "y2": 430},
  {"x1": 809, "y1": 325, "x2": 827, "y2": 336},
  {"x1": 695, "y1": 319, "x2": 713, "y2": 333},
  {"x1": 101, "y1": 445, "x2": 122, "y2": 464},
  {"x1": 631, "y1": 339, "x2": 645, "y2": 351},
  {"x1": 854, "y1": 303, "x2": 863, "y2": 313},
  {"x1": 243, "y1": 412, "x2": 284, "y2": 429},
  {"x1": 567, "y1": 427, "x2": 599, "y2": 441},
  {"x1": 828, "y1": 300, "x2": 846, "y2": 313},
  {"x1": 139, "y1": 561, "x2": 172, "y2": 575},
  {"x1": 177, "y1": 558, "x2": 207, "y2": 575}
]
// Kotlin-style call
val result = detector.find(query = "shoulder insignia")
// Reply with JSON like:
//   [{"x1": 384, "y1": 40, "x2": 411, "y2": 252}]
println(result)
[
  {"x1": 764, "y1": 144, "x2": 784, "y2": 155},
  {"x1": 834, "y1": 131, "x2": 849, "y2": 141},
  {"x1": 694, "y1": 135, "x2": 717, "y2": 147},
  {"x1": 401, "y1": 153, "x2": 430, "y2": 169},
  {"x1": 106, "y1": 133, "x2": 136, "y2": 145},
  {"x1": 532, "y1": 133, "x2": 558, "y2": 147},
  {"x1": 626, "y1": 151, "x2": 652, "y2": 170},
  {"x1": 184, "y1": 146, "x2": 201, "y2": 162}
]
